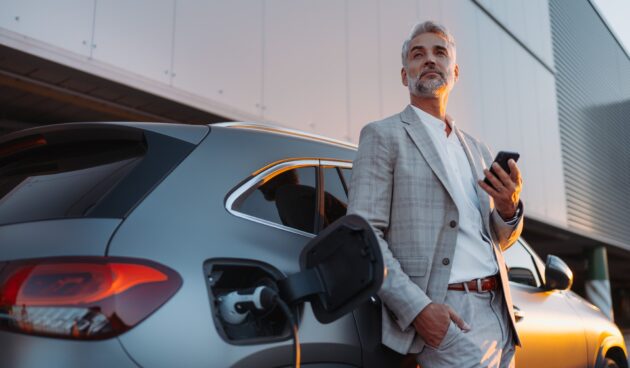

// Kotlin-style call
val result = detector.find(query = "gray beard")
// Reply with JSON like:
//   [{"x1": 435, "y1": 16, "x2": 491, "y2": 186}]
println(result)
[{"x1": 408, "y1": 73, "x2": 446, "y2": 97}]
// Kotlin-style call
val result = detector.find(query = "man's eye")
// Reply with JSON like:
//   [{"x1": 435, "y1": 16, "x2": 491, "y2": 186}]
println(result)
[{"x1": 413, "y1": 53, "x2": 424, "y2": 58}]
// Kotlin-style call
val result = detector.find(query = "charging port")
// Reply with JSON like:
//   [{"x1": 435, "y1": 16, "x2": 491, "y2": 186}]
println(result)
[{"x1": 203, "y1": 259, "x2": 298, "y2": 344}]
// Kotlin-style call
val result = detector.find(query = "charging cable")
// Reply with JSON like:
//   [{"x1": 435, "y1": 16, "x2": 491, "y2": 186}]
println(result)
[{"x1": 218, "y1": 286, "x2": 301, "y2": 368}]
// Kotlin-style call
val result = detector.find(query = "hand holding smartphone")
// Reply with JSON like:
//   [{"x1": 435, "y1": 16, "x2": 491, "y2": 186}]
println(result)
[{"x1": 483, "y1": 151, "x2": 520, "y2": 190}]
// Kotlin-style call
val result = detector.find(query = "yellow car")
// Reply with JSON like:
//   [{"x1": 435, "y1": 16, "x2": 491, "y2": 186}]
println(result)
[{"x1": 504, "y1": 238, "x2": 627, "y2": 368}]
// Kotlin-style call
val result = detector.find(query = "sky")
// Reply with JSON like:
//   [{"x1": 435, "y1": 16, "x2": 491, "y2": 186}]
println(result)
[{"x1": 592, "y1": 0, "x2": 630, "y2": 55}]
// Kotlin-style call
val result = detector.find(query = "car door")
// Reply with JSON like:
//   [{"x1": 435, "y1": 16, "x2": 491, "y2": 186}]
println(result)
[
  {"x1": 223, "y1": 159, "x2": 363, "y2": 367},
  {"x1": 505, "y1": 239, "x2": 588, "y2": 367},
  {"x1": 319, "y1": 161, "x2": 406, "y2": 368}
]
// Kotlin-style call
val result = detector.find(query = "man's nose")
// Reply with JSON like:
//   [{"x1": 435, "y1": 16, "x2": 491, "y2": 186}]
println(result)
[{"x1": 424, "y1": 54, "x2": 437, "y2": 65}]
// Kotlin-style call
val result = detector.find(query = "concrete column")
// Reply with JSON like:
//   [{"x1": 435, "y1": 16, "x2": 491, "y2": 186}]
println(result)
[{"x1": 585, "y1": 246, "x2": 614, "y2": 320}]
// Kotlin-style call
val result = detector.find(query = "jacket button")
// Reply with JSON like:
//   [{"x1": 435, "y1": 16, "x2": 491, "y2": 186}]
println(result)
[
  {"x1": 442, "y1": 258, "x2": 450, "y2": 265},
  {"x1": 449, "y1": 220, "x2": 457, "y2": 228}
]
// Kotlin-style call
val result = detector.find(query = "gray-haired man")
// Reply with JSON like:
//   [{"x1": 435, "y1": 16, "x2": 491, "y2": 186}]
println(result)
[{"x1": 347, "y1": 21, "x2": 524, "y2": 367}]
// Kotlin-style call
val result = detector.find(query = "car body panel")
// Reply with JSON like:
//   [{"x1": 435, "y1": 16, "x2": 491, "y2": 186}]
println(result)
[
  {"x1": 511, "y1": 284, "x2": 588, "y2": 367},
  {"x1": 106, "y1": 127, "x2": 360, "y2": 367},
  {"x1": 0, "y1": 330, "x2": 138, "y2": 368},
  {"x1": 564, "y1": 290, "x2": 628, "y2": 366},
  {"x1": 0, "y1": 218, "x2": 121, "y2": 261}
]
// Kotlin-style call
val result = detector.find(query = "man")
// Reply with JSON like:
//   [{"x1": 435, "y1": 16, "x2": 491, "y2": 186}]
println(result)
[{"x1": 347, "y1": 21, "x2": 523, "y2": 367}]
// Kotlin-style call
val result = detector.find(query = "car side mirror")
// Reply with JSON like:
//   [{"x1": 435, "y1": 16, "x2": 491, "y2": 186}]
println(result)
[
  {"x1": 544, "y1": 255, "x2": 573, "y2": 290},
  {"x1": 278, "y1": 214, "x2": 384, "y2": 324},
  {"x1": 508, "y1": 267, "x2": 538, "y2": 287}
]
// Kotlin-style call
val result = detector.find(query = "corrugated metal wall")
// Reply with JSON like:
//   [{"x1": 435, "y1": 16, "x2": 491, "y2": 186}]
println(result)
[{"x1": 550, "y1": 0, "x2": 630, "y2": 247}]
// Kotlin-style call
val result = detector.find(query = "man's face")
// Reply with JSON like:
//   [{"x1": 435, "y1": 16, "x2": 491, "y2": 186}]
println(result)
[{"x1": 402, "y1": 32, "x2": 459, "y2": 98}]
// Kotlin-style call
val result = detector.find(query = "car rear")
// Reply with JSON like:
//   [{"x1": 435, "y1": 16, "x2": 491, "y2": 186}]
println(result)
[{"x1": 0, "y1": 122, "x2": 208, "y2": 367}]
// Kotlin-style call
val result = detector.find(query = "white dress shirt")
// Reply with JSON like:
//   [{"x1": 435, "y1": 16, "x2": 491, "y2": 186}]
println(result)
[{"x1": 410, "y1": 105, "x2": 498, "y2": 283}]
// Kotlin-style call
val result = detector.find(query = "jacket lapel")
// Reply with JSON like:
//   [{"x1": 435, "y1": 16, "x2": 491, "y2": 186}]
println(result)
[
  {"x1": 400, "y1": 105, "x2": 456, "y2": 203},
  {"x1": 453, "y1": 127, "x2": 492, "y2": 235}
]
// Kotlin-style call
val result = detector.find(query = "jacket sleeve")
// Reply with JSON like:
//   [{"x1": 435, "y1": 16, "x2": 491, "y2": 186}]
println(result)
[
  {"x1": 479, "y1": 143, "x2": 524, "y2": 251},
  {"x1": 490, "y1": 202, "x2": 524, "y2": 251},
  {"x1": 347, "y1": 123, "x2": 432, "y2": 331}
]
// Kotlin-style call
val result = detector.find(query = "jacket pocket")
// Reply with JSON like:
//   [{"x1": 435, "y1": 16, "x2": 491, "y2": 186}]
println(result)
[{"x1": 398, "y1": 256, "x2": 429, "y2": 277}]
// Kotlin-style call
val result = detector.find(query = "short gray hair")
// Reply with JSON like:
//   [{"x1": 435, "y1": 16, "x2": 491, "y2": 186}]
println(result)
[{"x1": 401, "y1": 21, "x2": 456, "y2": 67}]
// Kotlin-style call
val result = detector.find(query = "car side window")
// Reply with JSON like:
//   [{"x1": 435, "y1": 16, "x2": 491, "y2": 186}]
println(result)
[
  {"x1": 321, "y1": 167, "x2": 348, "y2": 231},
  {"x1": 504, "y1": 240, "x2": 542, "y2": 288},
  {"x1": 234, "y1": 166, "x2": 318, "y2": 234}
]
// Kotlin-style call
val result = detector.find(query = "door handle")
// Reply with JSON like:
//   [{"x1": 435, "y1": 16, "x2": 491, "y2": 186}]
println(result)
[{"x1": 513, "y1": 305, "x2": 525, "y2": 322}]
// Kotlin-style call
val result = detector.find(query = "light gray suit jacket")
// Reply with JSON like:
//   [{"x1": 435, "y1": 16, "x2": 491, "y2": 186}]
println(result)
[{"x1": 347, "y1": 105, "x2": 523, "y2": 354}]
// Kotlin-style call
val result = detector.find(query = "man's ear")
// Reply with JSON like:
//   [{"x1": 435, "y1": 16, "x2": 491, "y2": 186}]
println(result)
[
  {"x1": 401, "y1": 67, "x2": 408, "y2": 87},
  {"x1": 454, "y1": 64, "x2": 459, "y2": 82}
]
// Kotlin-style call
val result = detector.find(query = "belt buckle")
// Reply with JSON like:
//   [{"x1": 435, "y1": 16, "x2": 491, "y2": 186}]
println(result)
[{"x1": 476, "y1": 278, "x2": 485, "y2": 293}]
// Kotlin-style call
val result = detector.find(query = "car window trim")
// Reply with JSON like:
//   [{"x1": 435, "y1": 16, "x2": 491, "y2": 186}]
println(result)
[
  {"x1": 517, "y1": 238, "x2": 547, "y2": 287},
  {"x1": 315, "y1": 165, "x2": 324, "y2": 233},
  {"x1": 321, "y1": 160, "x2": 352, "y2": 196},
  {"x1": 225, "y1": 159, "x2": 319, "y2": 238},
  {"x1": 336, "y1": 167, "x2": 349, "y2": 196}
]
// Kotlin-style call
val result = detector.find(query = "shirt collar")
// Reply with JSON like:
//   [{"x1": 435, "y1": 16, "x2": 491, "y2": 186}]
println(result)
[{"x1": 410, "y1": 104, "x2": 456, "y2": 136}]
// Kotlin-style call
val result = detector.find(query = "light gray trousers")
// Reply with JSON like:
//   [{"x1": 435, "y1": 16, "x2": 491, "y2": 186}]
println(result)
[{"x1": 416, "y1": 288, "x2": 516, "y2": 368}]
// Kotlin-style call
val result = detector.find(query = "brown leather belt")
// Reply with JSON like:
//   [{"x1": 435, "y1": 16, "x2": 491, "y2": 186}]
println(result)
[{"x1": 447, "y1": 275, "x2": 499, "y2": 292}]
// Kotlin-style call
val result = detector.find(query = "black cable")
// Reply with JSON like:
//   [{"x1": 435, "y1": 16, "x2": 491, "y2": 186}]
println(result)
[{"x1": 272, "y1": 294, "x2": 300, "y2": 368}]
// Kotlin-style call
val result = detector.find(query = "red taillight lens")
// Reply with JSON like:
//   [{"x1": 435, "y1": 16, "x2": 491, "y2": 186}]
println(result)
[
  {"x1": 0, "y1": 135, "x2": 47, "y2": 158},
  {"x1": 0, "y1": 257, "x2": 182, "y2": 340}
]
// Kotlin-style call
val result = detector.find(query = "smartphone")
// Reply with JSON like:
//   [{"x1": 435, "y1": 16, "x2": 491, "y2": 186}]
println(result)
[{"x1": 483, "y1": 151, "x2": 520, "y2": 189}]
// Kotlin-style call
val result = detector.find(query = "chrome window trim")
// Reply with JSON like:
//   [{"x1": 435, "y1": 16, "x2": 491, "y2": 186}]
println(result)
[
  {"x1": 320, "y1": 160, "x2": 352, "y2": 168},
  {"x1": 225, "y1": 159, "x2": 320, "y2": 238}
]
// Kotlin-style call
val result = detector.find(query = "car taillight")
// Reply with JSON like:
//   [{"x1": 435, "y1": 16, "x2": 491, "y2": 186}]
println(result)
[{"x1": 0, "y1": 257, "x2": 182, "y2": 340}]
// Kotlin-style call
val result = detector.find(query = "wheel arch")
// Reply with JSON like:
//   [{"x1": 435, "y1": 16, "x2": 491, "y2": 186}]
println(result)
[{"x1": 595, "y1": 336, "x2": 628, "y2": 368}]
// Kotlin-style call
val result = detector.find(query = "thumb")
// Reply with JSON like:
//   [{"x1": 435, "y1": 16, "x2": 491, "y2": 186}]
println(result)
[{"x1": 447, "y1": 306, "x2": 471, "y2": 331}]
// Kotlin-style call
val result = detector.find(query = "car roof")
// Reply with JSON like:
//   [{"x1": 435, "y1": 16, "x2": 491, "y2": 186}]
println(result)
[
  {"x1": 212, "y1": 122, "x2": 357, "y2": 150},
  {"x1": 2, "y1": 121, "x2": 355, "y2": 150}
]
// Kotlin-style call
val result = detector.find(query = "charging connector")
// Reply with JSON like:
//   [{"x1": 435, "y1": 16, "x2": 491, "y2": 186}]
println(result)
[
  {"x1": 217, "y1": 286, "x2": 301, "y2": 368},
  {"x1": 217, "y1": 286, "x2": 276, "y2": 324}
]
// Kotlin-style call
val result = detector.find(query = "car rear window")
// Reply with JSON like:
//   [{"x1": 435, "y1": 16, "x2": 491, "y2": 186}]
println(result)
[{"x1": 0, "y1": 124, "x2": 196, "y2": 225}]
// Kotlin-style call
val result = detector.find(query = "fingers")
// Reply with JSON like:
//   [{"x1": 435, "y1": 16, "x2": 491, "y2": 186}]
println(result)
[
  {"x1": 478, "y1": 178, "x2": 499, "y2": 197},
  {"x1": 508, "y1": 159, "x2": 522, "y2": 184},
  {"x1": 483, "y1": 166, "x2": 504, "y2": 192},
  {"x1": 490, "y1": 162, "x2": 513, "y2": 188},
  {"x1": 413, "y1": 303, "x2": 454, "y2": 347},
  {"x1": 447, "y1": 306, "x2": 471, "y2": 331}
]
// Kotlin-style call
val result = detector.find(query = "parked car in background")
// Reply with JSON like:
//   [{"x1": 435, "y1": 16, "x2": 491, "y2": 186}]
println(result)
[
  {"x1": 0, "y1": 122, "x2": 626, "y2": 368},
  {"x1": 504, "y1": 238, "x2": 627, "y2": 368}
]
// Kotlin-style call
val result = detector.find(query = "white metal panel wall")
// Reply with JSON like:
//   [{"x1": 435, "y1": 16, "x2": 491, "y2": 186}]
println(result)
[
  {"x1": 172, "y1": 0, "x2": 263, "y2": 118},
  {"x1": 474, "y1": 0, "x2": 554, "y2": 69},
  {"x1": 442, "y1": 0, "x2": 566, "y2": 222},
  {"x1": 346, "y1": 0, "x2": 380, "y2": 141},
  {"x1": 0, "y1": 0, "x2": 568, "y2": 226},
  {"x1": 377, "y1": 0, "x2": 419, "y2": 119},
  {"x1": 441, "y1": 0, "x2": 484, "y2": 140},
  {"x1": 263, "y1": 0, "x2": 347, "y2": 139},
  {"x1": 0, "y1": 0, "x2": 94, "y2": 56},
  {"x1": 92, "y1": 0, "x2": 174, "y2": 84}
]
